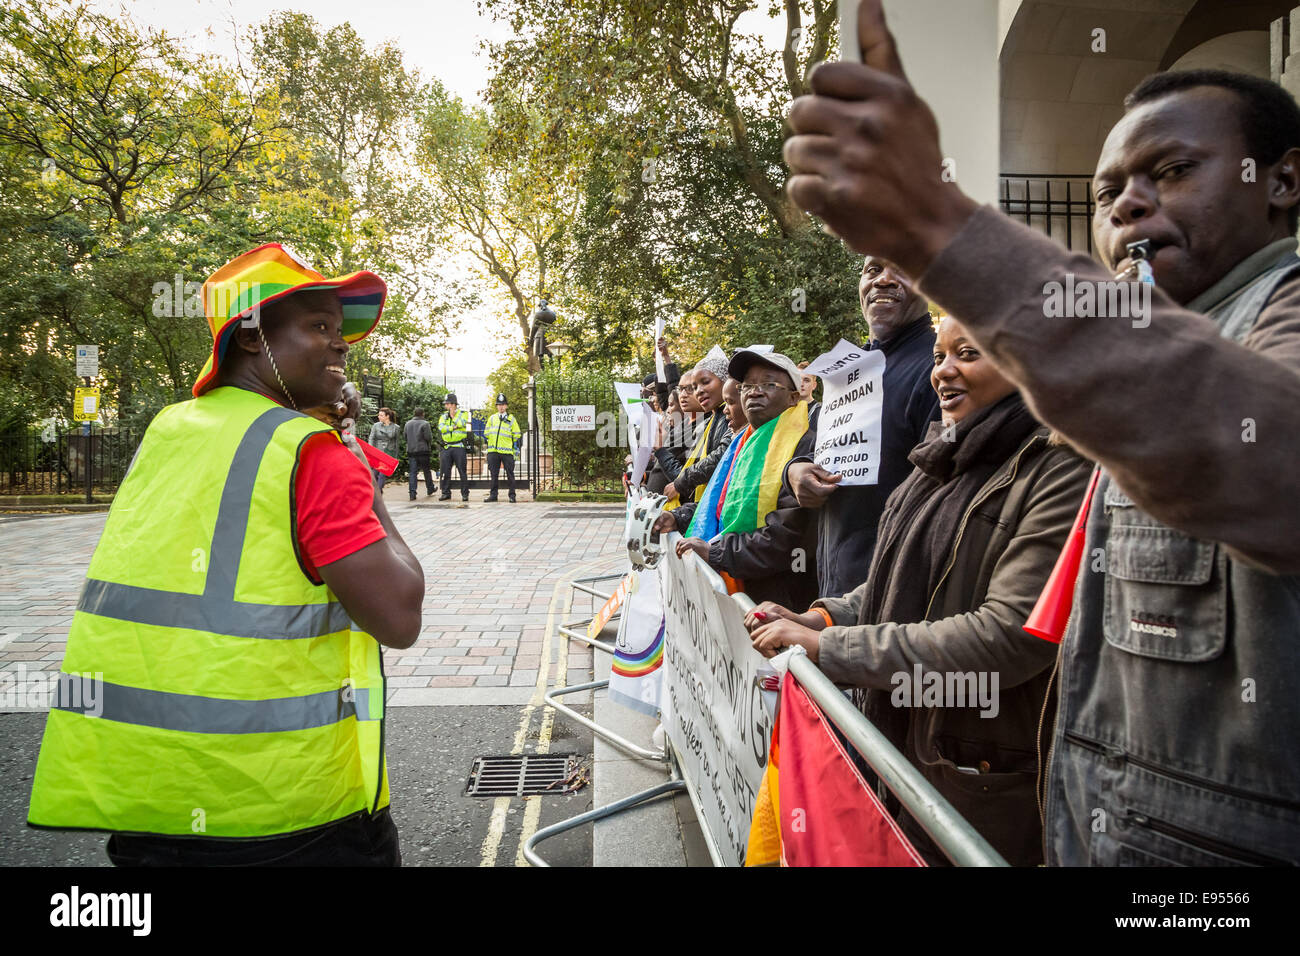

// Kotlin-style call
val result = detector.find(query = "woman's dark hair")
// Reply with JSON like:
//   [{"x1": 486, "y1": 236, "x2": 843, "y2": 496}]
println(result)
[
  {"x1": 1125, "y1": 69, "x2": 1300, "y2": 230},
  {"x1": 379, "y1": 406, "x2": 396, "y2": 422}
]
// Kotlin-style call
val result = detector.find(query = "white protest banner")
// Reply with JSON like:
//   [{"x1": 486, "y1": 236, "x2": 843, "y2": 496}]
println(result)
[
  {"x1": 654, "y1": 316, "x2": 666, "y2": 384},
  {"x1": 550, "y1": 404, "x2": 595, "y2": 431},
  {"x1": 660, "y1": 549, "x2": 776, "y2": 866},
  {"x1": 809, "y1": 339, "x2": 886, "y2": 485}
]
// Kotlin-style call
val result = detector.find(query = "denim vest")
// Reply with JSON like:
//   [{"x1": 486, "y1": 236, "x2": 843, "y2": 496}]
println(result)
[{"x1": 1045, "y1": 256, "x2": 1300, "y2": 866}]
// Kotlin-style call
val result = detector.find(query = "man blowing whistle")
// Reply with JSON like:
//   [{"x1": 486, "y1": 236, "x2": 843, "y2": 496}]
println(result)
[{"x1": 785, "y1": 1, "x2": 1300, "y2": 865}]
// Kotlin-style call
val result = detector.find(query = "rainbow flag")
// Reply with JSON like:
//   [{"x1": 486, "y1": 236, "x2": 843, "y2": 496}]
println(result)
[
  {"x1": 692, "y1": 401, "x2": 808, "y2": 540},
  {"x1": 611, "y1": 619, "x2": 664, "y2": 679},
  {"x1": 685, "y1": 427, "x2": 747, "y2": 540}
]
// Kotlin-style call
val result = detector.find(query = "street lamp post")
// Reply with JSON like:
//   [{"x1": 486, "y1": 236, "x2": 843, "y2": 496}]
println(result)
[{"x1": 530, "y1": 300, "x2": 557, "y2": 364}]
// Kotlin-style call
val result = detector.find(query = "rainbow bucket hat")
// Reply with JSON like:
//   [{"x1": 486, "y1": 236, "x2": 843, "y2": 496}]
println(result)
[{"x1": 192, "y1": 243, "x2": 386, "y2": 397}]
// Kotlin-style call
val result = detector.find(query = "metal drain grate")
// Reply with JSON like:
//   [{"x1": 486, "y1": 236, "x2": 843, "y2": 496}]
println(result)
[{"x1": 465, "y1": 754, "x2": 581, "y2": 796}]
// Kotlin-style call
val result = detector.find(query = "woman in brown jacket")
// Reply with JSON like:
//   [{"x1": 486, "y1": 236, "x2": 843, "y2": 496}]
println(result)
[{"x1": 748, "y1": 316, "x2": 1092, "y2": 866}]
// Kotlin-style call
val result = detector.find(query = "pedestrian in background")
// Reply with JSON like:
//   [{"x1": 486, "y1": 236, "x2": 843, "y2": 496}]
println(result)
[
  {"x1": 367, "y1": 407, "x2": 400, "y2": 490},
  {"x1": 437, "y1": 392, "x2": 471, "y2": 501},
  {"x1": 483, "y1": 392, "x2": 521, "y2": 502},
  {"x1": 404, "y1": 407, "x2": 435, "y2": 500}
]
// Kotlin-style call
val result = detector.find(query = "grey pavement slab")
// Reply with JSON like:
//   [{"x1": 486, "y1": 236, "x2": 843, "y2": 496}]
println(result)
[{"x1": 0, "y1": 499, "x2": 622, "y2": 699}]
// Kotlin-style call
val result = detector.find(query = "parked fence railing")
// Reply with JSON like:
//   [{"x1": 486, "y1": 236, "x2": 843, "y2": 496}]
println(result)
[
  {"x1": 999, "y1": 174, "x2": 1098, "y2": 256},
  {"x1": 529, "y1": 519, "x2": 1009, "y2": 867},
  {"x1": 529, "y1": 372, "x2": 626, "y2": 494},
  {"x1": 0, "y1": 427, "x2": 140, "y2": 497}
]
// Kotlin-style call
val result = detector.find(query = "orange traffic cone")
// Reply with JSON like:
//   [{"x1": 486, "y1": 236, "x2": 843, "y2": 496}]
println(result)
[{"x1": 1024, "y1": 466, "x2": 1101, "y2": 643}]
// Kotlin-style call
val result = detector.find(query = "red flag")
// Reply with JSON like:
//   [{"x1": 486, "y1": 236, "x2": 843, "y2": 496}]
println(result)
[
  {"x1": 356, "y1": 437, "x2": 398, "y2": 476},
  {"x1": 1024, "y1": 465, "x2": 1100, "y2": 642},
  {"x1": 776, "y1": 672, "x2": 925, "y2": 867}
]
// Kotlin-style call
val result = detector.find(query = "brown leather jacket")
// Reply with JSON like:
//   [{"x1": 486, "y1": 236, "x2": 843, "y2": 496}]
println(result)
[{"x1": 814, "y1": 426, "x2": 1091, "y2": 865}]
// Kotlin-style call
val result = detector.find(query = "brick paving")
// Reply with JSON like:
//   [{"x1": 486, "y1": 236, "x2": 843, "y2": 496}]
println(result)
[{"x1": 0, "y1": 489, "x2": 626, "y2": 708}]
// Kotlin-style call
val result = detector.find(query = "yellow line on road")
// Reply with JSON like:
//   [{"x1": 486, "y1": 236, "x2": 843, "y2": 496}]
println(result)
[
  {"x1": 514, "y1": 588, "x2": 571, "y2": 866},
  {"x1": 478, "y1": 553, "x2": 610, "y2": 868}
]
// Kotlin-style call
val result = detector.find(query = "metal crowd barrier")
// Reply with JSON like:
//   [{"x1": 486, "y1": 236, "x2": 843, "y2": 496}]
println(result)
[{"x1": 528, "y1": 532, "x2": 1008, "y2": 867}]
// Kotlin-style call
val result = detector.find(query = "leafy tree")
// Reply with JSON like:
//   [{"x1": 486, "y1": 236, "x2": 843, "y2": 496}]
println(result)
[
  {"x1": 415, "y1": 82, "x2": 578, "y2": 374},
  {"x1": 477, "y1": 0, "x2": 863, "y2": 368},
  {"x1": 0, "y1": 2, "x2": 463, "y2": 432}
]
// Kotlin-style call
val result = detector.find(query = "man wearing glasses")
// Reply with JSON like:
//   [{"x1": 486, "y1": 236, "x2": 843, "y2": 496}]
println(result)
[{"x1": 673, "y1": 350, "x2": 819, "y2": 609}]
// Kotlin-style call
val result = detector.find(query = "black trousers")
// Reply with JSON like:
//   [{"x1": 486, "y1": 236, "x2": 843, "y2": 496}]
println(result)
[
  {"x1": 439, "y1": 446, "x2": 468, "y2": 499},
  {"x1": 408, "y1": 453, "x2": 434, "y2": 498},
  {"x1": 487, "y1": 452, "x2": 516, "y2": 499},
  {"x1": 105, "y1": 808, "x2": 401, "y2": 867}
]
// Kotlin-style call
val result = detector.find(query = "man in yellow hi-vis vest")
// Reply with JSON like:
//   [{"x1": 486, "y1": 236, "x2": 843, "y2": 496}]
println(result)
[
  {"x1": 437, "y1": 393, "x2": 472, "y2": 501},
  {"x1": 26, "y1": 244, "x2": 426, "y2": 866},
  {"x1": 482, "y1": 392, "x2": 522, "y2": 502}
]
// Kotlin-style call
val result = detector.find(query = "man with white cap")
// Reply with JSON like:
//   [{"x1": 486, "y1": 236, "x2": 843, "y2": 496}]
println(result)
[{"x1": 671, "y1": 349, "x2": 820, "y2": 609}]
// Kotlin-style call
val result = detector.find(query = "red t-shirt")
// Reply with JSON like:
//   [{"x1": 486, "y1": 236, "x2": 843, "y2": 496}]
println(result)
[
  {"x1": 238, "y1": 387, "x2": 386, "y2": 580},
  {"x1": 295, "y1": 430, "x2": 387, "y2": 582}
]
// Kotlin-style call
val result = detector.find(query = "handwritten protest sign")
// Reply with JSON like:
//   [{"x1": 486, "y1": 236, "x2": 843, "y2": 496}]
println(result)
[{"x1": 809, "y1": 339, "x2": 886, "y2": 485}]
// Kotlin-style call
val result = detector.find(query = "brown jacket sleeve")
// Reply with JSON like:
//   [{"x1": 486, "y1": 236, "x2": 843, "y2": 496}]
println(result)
[
  {"x1": 918, "y1": 206, "x2": 1300, "y2": 574},
  {"x1": 817, "y1": 448, "x2": 1089, "y2": 692},
  {"x1": 813, "y1": 587, "x2": 864, "y2": 625}
]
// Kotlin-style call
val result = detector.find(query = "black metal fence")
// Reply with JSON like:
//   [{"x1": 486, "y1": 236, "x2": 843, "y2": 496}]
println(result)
[
  {"x1": 999, "y1": 174, "x2": 1099, "y2": 256},
  {"x1": 529, "y1": 371, "x2": 627, "y2": 495},
  {"x1": 0, "y1": 426, "x2": 141, "y2": 496}
]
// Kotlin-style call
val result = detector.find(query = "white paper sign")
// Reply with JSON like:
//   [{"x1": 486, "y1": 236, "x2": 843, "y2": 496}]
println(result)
[
  {"x1": 75, "y1": 345, "x2": 98, "y2": 378},
  {"x1": 809, "y1": 339, "x2": 886, "y2": 485},
  {"x1": 550, "y1": 404, "x2": 595, "y2": 430},
  {"x1": 614, "y1": 382, "x2": 650, "y2": 452}
]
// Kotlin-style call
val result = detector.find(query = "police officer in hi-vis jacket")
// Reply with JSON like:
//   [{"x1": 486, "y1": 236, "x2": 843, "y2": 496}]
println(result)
[
  {"x1": 482, "y1": 392, "x2": 522, "y2": 502},
  {"x1": 437, "y1": 392, "x2": 471, "y2": 501}
]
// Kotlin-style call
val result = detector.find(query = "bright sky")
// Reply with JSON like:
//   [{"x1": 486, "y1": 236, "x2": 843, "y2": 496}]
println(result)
[{"x1": 89, "y1": 1, "x2": 789, "y2": 379}]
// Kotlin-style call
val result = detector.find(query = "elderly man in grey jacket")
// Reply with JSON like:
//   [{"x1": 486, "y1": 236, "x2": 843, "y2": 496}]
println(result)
[{"x1": 785, "y1": 2, "x2": 1300, "y2": 865}]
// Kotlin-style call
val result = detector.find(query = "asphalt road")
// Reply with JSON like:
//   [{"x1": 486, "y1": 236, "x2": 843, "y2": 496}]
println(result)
[{"x1": 0, "y1": 704, "x2": 594, "y2": 867}]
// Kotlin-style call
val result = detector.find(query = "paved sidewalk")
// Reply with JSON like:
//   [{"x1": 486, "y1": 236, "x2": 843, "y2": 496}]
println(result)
[{"x1": 0, "y1": 490, "x2": 627, "y2": 708}]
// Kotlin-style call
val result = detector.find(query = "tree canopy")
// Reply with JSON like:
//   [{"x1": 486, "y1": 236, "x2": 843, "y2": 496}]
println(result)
[{"x1": 0, "y1": 1, "x2": 871, "y2": 433}]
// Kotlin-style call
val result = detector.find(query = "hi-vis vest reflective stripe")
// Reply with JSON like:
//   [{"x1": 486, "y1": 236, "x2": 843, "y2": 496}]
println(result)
[
  {"x1": 438, "y1": 410, "x2": 469, "y2": 446},
  {"x1": 483, "y1": 413, "x2": 520, "y2": 455},
  {"x1": 27, "y1": 386, "x2": 388, "y2": 838}
]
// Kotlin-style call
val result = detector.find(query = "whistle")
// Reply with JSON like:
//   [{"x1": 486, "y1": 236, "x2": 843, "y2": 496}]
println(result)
[{"x1": 1124, "y1": 239, "x2": 1156, "y2": 285}]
